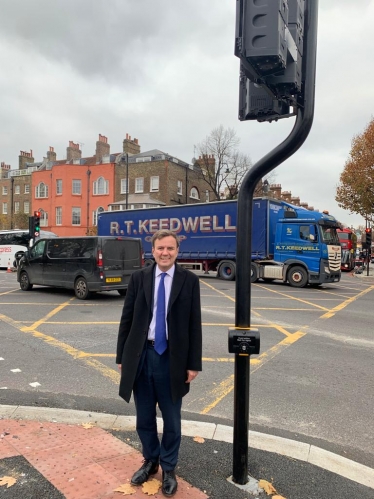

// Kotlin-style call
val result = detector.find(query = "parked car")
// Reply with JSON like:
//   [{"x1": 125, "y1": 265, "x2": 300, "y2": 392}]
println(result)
[{"x1": 17, "y1": 236, "x2": 143, "y2": 299}]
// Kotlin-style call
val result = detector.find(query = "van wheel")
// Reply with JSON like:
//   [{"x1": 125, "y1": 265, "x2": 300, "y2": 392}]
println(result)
[
  {"x1": 118, "y1": 289, "x2": 127, "y2": 296},
  {"x1": 287, "y1": 266, "x2": 308, "y2": 288},
  {"x1": 144, "y1": 259, "x2": 154, "y2": 267},
  {"x1": 20, "y1": 271, "x2": 33, "y2": 291},
  {"x1": 74, "y1": 277, "x2": 91, "y2": 300},
  {"x1": 218, "y1": 261, "x2": 236, "y2": 281}
]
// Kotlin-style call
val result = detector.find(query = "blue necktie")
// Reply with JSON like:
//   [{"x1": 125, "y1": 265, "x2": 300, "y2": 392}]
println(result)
[{"x1": 155, "y1": 273, "x2": 167, "y2": 355}]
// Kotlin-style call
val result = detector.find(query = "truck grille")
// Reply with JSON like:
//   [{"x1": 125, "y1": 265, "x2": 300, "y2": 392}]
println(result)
[{"x1": 328, "y1": 246, "x2": 341, "y2": 272}]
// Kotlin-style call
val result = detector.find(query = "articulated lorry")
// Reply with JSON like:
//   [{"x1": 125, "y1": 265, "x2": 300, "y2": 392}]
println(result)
[{"x1": 97, "y1": 198, "x2": 342, "y2": 287}]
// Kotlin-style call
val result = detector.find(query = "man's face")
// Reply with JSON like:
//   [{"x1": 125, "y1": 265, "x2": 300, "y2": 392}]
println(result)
[{"x1": 152, "y1": 235, "x2": 178, "y2": 271}]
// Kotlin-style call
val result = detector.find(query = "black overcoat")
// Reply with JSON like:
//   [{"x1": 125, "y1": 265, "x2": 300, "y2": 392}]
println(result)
[{"x1": 116, "y1": 263, "x2": 202, "y2": 403}]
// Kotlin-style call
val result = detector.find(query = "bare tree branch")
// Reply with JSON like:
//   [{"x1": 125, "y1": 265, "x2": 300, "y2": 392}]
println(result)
[{"x1": 195, "y1": 125, "x2": 252, "y2": 200}]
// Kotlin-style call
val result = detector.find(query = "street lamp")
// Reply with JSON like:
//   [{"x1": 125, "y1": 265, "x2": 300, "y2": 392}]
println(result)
[
  {"x1": 122, "y1": 153, "x2": 129, "y2": 210},
  {"x1": 219, "y1": 163, "x2": 230, "y2": 199}
]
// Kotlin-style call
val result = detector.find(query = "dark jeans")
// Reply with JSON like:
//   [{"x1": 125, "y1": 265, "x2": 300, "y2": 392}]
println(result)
[{"x1": 133, "y1": 343, "x2": 182, "y2": 471}]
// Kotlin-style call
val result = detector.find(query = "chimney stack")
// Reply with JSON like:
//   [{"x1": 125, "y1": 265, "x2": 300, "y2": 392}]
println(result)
[
  {"x1": 96, "y1": 134, "x2": 110, "y2": 162},
  {"x1": 270, "y1": 184, "x2": 282, "y2": 199},
  {"x1": 281, "y1": 191, "x2": 292, "y2": 202},
  {"x1": 123, "y1": 133, "x2": 141, "y2": 155},
  {"x1": 46, "y1": 146, "x2": 57, "y2": 162},
  {"x1": 66, "y1": 141, "x2": 82, "y2": 162},
  {"x1": 1, "y1": 162, "x2": 11, "y2": 179},
  {"x1": 19, "y1": 150, "x2": 34, "y2": 169}
]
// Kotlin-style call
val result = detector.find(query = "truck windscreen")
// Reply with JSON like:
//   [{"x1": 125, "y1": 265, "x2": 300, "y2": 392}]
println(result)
[{"x1": 320, "y1": 226, "x2": 340, "y2": 245}]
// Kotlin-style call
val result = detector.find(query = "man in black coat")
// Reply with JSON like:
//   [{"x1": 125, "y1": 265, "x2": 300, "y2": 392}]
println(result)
[{"x1": 116, "y1": 229, "x2": 202, "y2": 497}]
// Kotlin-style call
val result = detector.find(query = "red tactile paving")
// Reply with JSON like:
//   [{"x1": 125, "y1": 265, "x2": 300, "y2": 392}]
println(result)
[
  {"x1": 0, "y1": 419, "x2": 209, "y2": 499},
  {"x1": 24, "y1": 443, "x2": 96, "y2": 477},
  {"x1": 40, "y1": 422, "x2": 109, "y2": 442},
  {"x1": 51, "y1": 462, "x2": 121, "y2": 499},
  {"x1": 0, "y1": 438, "x2": 20, "y2": 459}
]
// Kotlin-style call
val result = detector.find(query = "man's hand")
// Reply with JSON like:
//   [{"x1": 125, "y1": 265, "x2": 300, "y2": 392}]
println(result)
[
  {"x1": 117, "y1": 364, "x2": 122, "y2": 371},
  {"x1": 186, "y1": 370, "x2": 198, "y2": 383}
]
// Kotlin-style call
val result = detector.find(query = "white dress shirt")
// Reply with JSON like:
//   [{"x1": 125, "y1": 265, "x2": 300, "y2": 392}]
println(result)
[{"x1": 148, "y1": 265, "x2": 175, "y2": 340}]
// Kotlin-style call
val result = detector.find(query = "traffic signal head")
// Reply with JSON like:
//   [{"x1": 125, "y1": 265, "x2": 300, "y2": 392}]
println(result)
[
  {"x1": 34, "y1": 211, "x2": 41, "y2": 238},
  {"x1": 365, "y1": 227, "x2": 372, "y2": 247},
  {"x1": 235, "y1": 0, "x2": 306, "y2": 117}
]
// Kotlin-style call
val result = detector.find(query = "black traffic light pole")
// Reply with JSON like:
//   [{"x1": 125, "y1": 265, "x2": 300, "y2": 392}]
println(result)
[{"x1": 232, "y1": 0, "x2": 319, "y2": 484}]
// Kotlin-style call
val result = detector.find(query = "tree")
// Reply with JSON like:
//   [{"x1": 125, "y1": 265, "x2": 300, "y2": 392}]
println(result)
[
  {"x1": 195, "y1": 125, "x2": 252, "y2": 200},
  {"x1": 12, "y1": 213, "x2": 29, "y2": 230},
  {"x1": 336, "y1": 118, "x2": 374, "y2": 222}
]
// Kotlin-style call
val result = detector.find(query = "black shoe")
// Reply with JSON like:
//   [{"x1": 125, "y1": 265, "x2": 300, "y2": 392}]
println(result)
[
  {"x1": 162, "y1": 470, "x2": 178, "y2": 497},
  {"x1": 131, "y1": 459, "x2": 159, "y2": 485}
]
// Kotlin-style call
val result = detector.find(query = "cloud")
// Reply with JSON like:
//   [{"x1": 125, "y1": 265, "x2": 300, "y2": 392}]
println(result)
[{"x1": 0, "y1": 0, "x2": 373, "y2": 228}]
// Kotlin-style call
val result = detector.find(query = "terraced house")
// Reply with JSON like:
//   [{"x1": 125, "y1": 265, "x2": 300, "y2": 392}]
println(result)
[{"x1": 0, "y1": 134, "x2": 210, "y2": 236}]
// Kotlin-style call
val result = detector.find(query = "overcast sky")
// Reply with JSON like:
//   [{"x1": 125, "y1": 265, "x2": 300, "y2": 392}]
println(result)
[{"x1": 1, "y1": 0, "x2": 373, "y2": 227}]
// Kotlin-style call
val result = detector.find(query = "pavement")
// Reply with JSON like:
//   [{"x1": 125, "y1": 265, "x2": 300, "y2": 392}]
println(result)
[{"x1": 0, "y1": 405, "x2": 373, "y2": 499}]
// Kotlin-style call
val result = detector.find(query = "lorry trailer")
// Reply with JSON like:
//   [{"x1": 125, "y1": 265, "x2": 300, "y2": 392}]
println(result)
[{"x1": 97, "y1": 198, "x2": 341, "y2": 287}]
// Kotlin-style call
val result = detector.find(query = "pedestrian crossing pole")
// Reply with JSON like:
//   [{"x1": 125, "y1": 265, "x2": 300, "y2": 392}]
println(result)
[{"x1": 232, "y1": 0, "x2": 319, "y2": 485}]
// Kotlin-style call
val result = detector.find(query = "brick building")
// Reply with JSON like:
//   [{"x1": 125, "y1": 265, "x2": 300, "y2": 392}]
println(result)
[
  {"x1": 0, "y1": 151, "x2": 38, "y2": 230},
  {"x1": 0, "y1": 133, "x2": 316, "y2": 235},
  {"x1": 0, "y1": 134, "x2": 210, "y2": 235}
]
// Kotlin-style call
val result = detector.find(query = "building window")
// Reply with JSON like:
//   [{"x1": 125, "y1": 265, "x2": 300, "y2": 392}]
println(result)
[
  {"x1": 14, "y1": 202, "x2": 20, "y2": 214},
  {"x1": 2, "y1": 186, "x2": 7, "y2": 195},
  {"x1": 121, "y1": 178, "x2": 128, "y2": 194},
  {"x1": 35, "y1": 182, "x2": 49, "y2": 198},
  {"x1": 93, "y1": 176, "x2": 109, "y2": 195},
  {"x1": 72, "y1": 179, "x2": 81, "y2": 195},
  {"x1": 24, "y1": 201, "x2": 30, "y2": 214},
  {"x1": 93, "y1": 206, "x2": 104, "y2": 226},
  {"x1": 150, "y1": 176, "x2": 159, "y2": 192},
  {"x1": 190, "y1": 187, "x2": 199, "y2": 199},
  {"x1": 24, "y1": 184, "x2": 30, "y2": 194},
  {"x1": 2, "y1": 203, "x2": 7, "y2": 214},
  {"x1": 56, "y1": 207, "x2": 62, "y2": 225},
  {"x1": 40, "y1": 211, "x2": 48, "y2": 227},
  {"x1": 56, "y1": 179, "x2": 62, "y2": 195},
  {"x1": 72, "y1": 207, "x2": 81, "y2": 225},
  {"x1": 135, "y1": 177, "x2": 144, "y2": 193},
  {"x1": 177, "y1": 180, "x2": 183, "y2": 195},
  {"x1": 14, "y1": 185, "x2": 20, "y2": 195}
]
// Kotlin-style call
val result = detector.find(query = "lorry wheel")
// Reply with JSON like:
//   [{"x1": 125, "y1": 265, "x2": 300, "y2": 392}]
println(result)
[
  {"x1": 19, "y1": 271, "x2": 33, "y2": 291},
  {"x1": 251, "y1": 263, "x2": 258, "y2": 283},
  {"x1": 287, "y1": 266, "x2": 308, "y2": 287},
  {"x1": 218, "y1": 261, "x2": 236, "y2": 281},
  {"x1": 74, "y1": 277, "x2": 91, "y2": 300}
]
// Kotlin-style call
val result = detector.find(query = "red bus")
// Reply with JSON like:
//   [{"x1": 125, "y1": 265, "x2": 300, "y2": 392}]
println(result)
[{"x1": 337, "y1": 228, "x2": 357, "y2": 271}]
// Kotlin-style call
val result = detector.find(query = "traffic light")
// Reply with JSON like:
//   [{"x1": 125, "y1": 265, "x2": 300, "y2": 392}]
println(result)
[
  {"x1": 365, "y1": 228, "x2": 372, "y2": 248},
  {"x1": 235, "y1": 0, "x2": 306, "y2": 119},
  {"x1": 33, "y1": 211, "x2": 41, "y2": 238},
  {"x1": 238, "y1": 69, "x2": 291, "y2": 122}
]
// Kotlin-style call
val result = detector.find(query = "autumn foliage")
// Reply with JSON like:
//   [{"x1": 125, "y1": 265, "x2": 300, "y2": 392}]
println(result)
[{"x1": 336, "y1": 118, "x2": 374, "y2": 221}]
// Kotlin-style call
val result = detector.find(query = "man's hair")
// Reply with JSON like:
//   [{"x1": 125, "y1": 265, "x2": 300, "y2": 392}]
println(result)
[{"x1": 151, "y1": 230, "x2": 180, "y2": 248}]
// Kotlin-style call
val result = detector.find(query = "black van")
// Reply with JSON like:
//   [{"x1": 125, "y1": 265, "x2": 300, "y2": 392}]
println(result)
[{"x1": 17, "y1": 236, "x2": 142, "y2": 299}]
